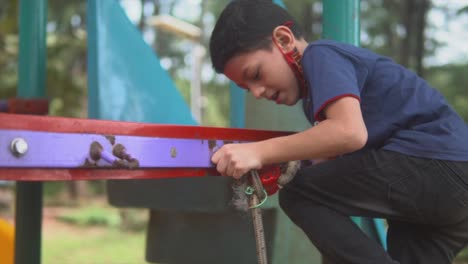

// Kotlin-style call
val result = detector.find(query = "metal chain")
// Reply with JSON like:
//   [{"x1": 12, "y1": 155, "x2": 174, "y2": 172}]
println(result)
[{"x1": 249, "y1": 170, "x2": 268, "y2": 264}]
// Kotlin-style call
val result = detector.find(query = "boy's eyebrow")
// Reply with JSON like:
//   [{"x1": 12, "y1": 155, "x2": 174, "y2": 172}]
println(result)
[
  {"x1": 236, "y1": 62, "x2": 258, "y2": 90},
  {"x1": 242, "y1": 63, "x2": 257, "y2": 81}
]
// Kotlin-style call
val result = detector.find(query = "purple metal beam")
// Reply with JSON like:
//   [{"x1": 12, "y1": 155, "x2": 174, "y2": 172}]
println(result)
[{"x1": 0, "y1": 129, "x2": 240, "y2": 168}]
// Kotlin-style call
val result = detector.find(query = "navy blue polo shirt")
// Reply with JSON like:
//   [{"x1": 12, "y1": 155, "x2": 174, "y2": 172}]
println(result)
[{"x1": 301, "y1": 40, "x2": 468, "y2": 161}]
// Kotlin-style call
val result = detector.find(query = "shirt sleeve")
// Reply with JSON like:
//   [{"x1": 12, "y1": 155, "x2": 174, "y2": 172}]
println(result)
[{"x1": 302, "y1": 45, "x2": 361, "y2": 121}]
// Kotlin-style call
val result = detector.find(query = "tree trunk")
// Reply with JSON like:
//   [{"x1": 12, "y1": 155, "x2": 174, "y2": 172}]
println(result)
[
  {"x1": 301, "y1": 2, "x2": 314, "y2": 41},
  {"x1": 382, "y1": 0, "x2": 399, "y2": 57},
  {"x1": 66, "y1": 181, "x2": 89, "y2": 204},
  {"x1": 138, "y1": 0, "x2": 146, "y2": 30},
  {"x1": 400, "y1": 0, "x2": 415, "y2": 67},
  {"x1": 414, "y1": 0, "x2": 430, "y2": 77}
]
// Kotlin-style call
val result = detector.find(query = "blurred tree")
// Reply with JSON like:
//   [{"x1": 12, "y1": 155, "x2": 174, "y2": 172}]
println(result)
[
  {"x1": 0, "y1": 0, "x2": 88, "y2": 118},
  {"x1": 458, "y1": 5, "x2": 468, "y2": 15},
  {"x1": 284, "y1": 0, "x2": 322, "y2": 41},
  {"x1": 0, "y1": 0, "x2": 19, "y2": 99},
  {"x1": 46, "y1": 0, "x2": 88, "y2": 118},
  {"x1": 361, "y1": 0, "x2": 433, "y2": 77},
  {"x1": 427, "y1": 64, "x2": 468, "y2": 121}
]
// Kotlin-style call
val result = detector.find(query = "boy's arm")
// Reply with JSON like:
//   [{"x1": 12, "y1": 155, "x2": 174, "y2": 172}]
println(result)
[
  {"x1": 212, "y1": 96, "x2": 367, "y2": 178},
  {"x1": 258, "y1": 96, "x2": 367, "y2": 164}
]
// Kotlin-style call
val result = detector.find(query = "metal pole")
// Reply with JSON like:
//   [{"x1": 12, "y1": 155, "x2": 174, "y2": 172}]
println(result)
[
  {"x1": 322, "y1": 0, "x2": 360, "y2": 46},
  {"x1": 15, "y1": 0, "x2": 48, "y2": 263},
  {"x1": 191, "y1": 44, "x2": 205, "y2": 123},
  {"x1": 322, "y1": 0, "x2": 387, "y2": 261}
]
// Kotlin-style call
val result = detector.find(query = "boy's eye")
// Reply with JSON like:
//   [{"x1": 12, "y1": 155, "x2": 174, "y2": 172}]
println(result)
[{"x1": 253, "y1": 70, "x2": 260, "y2": 80}]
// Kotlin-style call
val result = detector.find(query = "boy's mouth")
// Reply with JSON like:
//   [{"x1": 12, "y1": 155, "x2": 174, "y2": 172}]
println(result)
[{"x1": 271, "y1": 92, "x2": 279, "y2": 103}]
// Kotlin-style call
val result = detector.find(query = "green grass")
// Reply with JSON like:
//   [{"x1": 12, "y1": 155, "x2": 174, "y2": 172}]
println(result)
[
  {"x1": 56, "y1": 206, "x2": 121, "y2": 227},
  {"x1": 41, "y1": 203, "x2": 151, "y2": 264},
  {"x1": 35, "y1": 203, "x2": 468, "y2": 264},
  {"x1": 43, "y1": 227, "x2": 149, "y2": 264},
  {"x1": 456, "y1": 249, "x2": 468, "y2": 263}
]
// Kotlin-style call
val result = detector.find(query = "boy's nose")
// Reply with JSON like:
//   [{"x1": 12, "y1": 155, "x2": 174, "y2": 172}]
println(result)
[{"x1": 250, "y1": 86, "x2": 266, "y2": 99}]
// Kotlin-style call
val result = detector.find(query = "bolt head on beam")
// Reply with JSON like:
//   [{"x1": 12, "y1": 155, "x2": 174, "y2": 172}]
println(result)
[{"x1": 10, "y1": 138, "x2": 29, "y2": 157}]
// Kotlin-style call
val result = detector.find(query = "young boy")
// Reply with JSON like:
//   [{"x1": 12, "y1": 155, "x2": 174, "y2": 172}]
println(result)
[{"x1": 209, "y1": 0, "x2": 468, "y2": 263}]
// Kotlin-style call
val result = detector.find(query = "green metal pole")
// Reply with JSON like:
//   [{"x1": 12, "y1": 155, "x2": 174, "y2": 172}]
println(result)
[
  {"x1": 322, "y1": 0, "x2": 387, "y2": 257},
  {"x1": 15, "y1": 0, "x2": 48, "y2": 263},
  {"x1": 322, "y1": 0, "x2": 360, "y2": 46},
  {"x1": 322, "y1": 2, "x2": 367, "y2": 262}
]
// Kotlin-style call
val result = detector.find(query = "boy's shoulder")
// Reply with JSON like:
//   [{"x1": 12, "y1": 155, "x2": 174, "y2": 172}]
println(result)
[
  {"x1": 303, "y1": 39, "x2": 384, "y2": 66},
  {"x1": 307, "y1": 39, "x2": 356, "y2": 50},
  {"x1": 305, "y1": 39, "x2": 374, "y2": 57}
]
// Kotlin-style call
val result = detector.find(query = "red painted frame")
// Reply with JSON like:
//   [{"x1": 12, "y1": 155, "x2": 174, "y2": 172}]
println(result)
[
  {"x1": 0, "y1": 113, "x2": 292, "y2": 181},
  {"x1": 1, "y1": 98, "x2": 49, "y2": 115}
]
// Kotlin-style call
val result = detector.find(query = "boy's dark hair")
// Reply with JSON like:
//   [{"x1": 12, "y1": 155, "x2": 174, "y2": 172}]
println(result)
[{"x1": 210, "y1": 0, "x2": 303, "y2": 73}]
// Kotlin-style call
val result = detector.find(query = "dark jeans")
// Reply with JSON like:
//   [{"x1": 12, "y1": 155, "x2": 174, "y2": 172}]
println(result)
[{"x1": 279, "y1": 149, "x2": 468, "y2": 264}]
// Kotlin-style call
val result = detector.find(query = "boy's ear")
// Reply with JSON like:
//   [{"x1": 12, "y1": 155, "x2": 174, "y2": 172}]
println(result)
[{"x1": 272, "y1": 25, "x2": 296, "y2": 53}]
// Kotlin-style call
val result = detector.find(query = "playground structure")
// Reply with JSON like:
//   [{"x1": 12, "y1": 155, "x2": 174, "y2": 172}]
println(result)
[{"x1": 0, "y1": 0, "x2": 387, "y2": 263}]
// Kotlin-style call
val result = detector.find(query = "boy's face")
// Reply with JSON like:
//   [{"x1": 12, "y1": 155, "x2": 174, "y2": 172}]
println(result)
[{"x1": 223, "y1": 44, "x2": 301, "y2": 106}]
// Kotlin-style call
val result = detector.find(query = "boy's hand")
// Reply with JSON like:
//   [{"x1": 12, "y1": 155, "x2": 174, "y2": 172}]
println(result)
[{"x1": 211, "y1": 143, "x2": 263, "y2": 179}]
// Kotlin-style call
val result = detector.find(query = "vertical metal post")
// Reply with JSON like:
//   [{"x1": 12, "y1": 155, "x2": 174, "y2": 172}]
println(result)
[
  {"x1": 322, "y1": 0, "x2": 360, "y2": 46},
  {"x1": 322, "y1": 0, "x2": 387, "y2": 255},
  {"x1": 15, "y1": 0, "x2": 48, "y2": 263}
]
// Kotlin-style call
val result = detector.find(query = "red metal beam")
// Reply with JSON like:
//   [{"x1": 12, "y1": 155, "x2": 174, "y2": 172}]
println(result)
[
  {"x1": 0, "y1": 113, "x2": 290, "y2": 140},
  {"x1": 0, "y1": 99, "x2": 49, "y2": 115},
  {"x1": 0, "y1": 168, "x2": 219, "y2": 181},
  {"x1": 0, "y1": 113, "x2": 292, "y2": 181}
]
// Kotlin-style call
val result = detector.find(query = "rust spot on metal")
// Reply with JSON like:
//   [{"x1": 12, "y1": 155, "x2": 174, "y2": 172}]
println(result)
[
  {"x1": 208, "y1": 140, "x2": 217, "y2": 151},
  {"x1": 104, "y1": 135, "x2": 116, "y2": 145},
  {"x1": 112, "y1": 143, "x2": 140, "y2": 168},
  {"x1": 112, "y1": 144, "x2": 127, "y2": 159},
  {"x1": 112, "y1": 159, "x2": 126, "y2": 168},
  {"x1": 81, "y1": 158, "x2": 97, "y2": 168},
  {"x1": 170, "y1": 147, "x2": 177, "y2": 158},
  {"x1": 127, "y1": 159, "x2": 140, "y2": 169},
  {"x1": 89, "y1": 141, "x2": 103, "y2": 161}
]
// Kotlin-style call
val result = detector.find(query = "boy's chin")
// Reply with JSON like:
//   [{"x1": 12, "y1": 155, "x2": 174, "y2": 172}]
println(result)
[
  {"x1": 281, "y1": 101, "x2": 295, "y2": 106},
  {"x1": 284, "y1": 97, "x2": 300, "y2": 106}
]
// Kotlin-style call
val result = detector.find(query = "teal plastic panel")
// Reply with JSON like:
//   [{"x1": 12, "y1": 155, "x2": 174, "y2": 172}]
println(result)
[
  {"x1": 273, "y1": 0, "x2": 286, "y2": 8},
  {"x1": 229, "y1": 83, "x2": 246, "y2": 128},
  {"x1": 87, "y1": 0, "x2": 196, "y2": 124}
]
